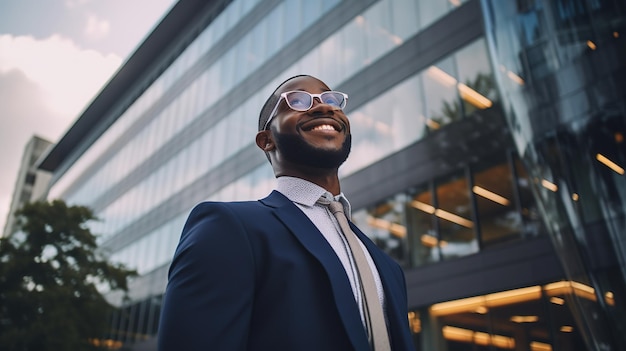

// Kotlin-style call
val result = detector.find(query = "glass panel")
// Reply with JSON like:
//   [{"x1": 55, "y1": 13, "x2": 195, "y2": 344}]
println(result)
[
  {"x1": 513, "y1": 156, "x2": 546, "y2": 238},
  {"x1": 436, "y1": 171, "x2": 478, "y2": 260},
  {"x1": 340, "y1": 75, "x2": 427, "y2": 177},
  {"x1": 422, "y1": 57, "x2": 461, "y2": 131},
  {"x1": 352, "y1": 194, "x2": 409, "y2": 267},
  {"x1": 406, "y1": 184, "x2": 440, "y2": 267},
  {"x1": 340, "y1": 16, "x2": 367, "y2": 80},
  {"x1": 455, "y1": 38, "x2": 498, "y2": 116},
  {"x1": 301, "y1": 1, "x2": 321, "y2": 29},
  {"x1": 389, "y1": 76, "x2": 427, "y2": 149},
  {"x1": 265, "y1": 5, "x2": 283, "y2": 58},
  {"x1": 342, "y1": 91, "x2": 394, "y2": 175},
  {"x1": 473, "y1": 160, "x2": 521, "y2": 248},
  {"x1": 417, "y1": 0, "x2": 449, "y2": 30},
  {"x1": 425, "y1": 282, "x2": 592, "y2": 351},
  {"x1": 390, "y1": 0, "x2": 419, "y2": 41},
  {"x1": 318, "y1": 35, "x2": 341, "y2": 87},
  {"x1": 362, "y1": 0, "x2": 395, "y2": 64},
  {"x1": 283, "y1": 0, "x2": 301, "y2": 43}
]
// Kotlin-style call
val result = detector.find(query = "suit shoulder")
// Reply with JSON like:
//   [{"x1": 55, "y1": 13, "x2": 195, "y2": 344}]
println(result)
[
  {"x1": 184, "y1": 200, "x2": 269, "y2": 229},
  {"x1": 189, "y1": 200, "x2": 267, "y2": 217}
]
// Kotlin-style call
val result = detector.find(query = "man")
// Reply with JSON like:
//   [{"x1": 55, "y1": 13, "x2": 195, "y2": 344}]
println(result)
[{"x1": 158, "y1": 75, "x2": 414, "y2": 350}]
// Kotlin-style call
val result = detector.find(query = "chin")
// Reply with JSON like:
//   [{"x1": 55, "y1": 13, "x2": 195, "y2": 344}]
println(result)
[{"x1": 273, "y1": 130, "x2": 351, "y2": 169}]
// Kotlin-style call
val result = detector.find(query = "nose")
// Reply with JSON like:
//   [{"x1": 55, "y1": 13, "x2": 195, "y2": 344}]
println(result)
[
  {"x1": 309, "y1": 100, "x2": 336, "y2": 115},
  {"x1": 309, "y1": 97, "x2": 339, "y2": 113}
]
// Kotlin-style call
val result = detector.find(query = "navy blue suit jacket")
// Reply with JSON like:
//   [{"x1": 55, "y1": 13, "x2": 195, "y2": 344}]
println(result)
[{"x1": 158, "y1": 191, "x2": 415, "y2": 350}]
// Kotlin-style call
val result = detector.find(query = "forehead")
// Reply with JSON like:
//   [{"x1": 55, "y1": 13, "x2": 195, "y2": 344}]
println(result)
[{"x1": 278, "y1": 76, "x2": 330, "y2": 95}]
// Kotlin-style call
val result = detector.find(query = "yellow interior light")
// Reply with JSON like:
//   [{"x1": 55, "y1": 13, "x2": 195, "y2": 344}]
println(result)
[
  {"x1": 531, "y1": 341, "x2": 553, "y2": 351},
  {"x1": 549, "y1": 296, "x2": 565, "y2": 305},
  {"x1": 474, "y1": 306, "x2": 488, "y2": 314},
  {"x1": 586, "y1": 40, "x2": 597, "y2": 50},
  {"x1": 473, "y1": 185, "x2": 511, "y2": 205},
  {"x1": 420, "y1": 234, "x2": 439, "y2": 248},
  {"x1": 442, "y1": 326, "x2": 515, "y2": 349},
  {"x1": 596, "y1": 153, "x2": 625, "y2": 175},
  {"x1": 541, "y1": 179, "x2": 558, "y2": 192},
  {"x1": 507, "y1": 70, "x2": 525, "y2": 85},
  {"x1": 510, "y1": 315, "x2": 539, "y2": 323},
  {"x1": 459, "y1": 83, "x2": 493, "y2": 109},
  {"x1": 605, "y1": 291, "x2": 615, "y2": 306}
]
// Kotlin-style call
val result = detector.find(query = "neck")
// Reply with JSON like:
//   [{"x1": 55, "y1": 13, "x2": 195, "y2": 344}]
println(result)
[{"x1": 276, "y1": 167, "x2": 341, "y2": 195}]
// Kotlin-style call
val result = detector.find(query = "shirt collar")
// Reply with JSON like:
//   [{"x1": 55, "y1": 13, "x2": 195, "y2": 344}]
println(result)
[{"x1": 276, "y1": 176, "x2": 352, "y2": 219}]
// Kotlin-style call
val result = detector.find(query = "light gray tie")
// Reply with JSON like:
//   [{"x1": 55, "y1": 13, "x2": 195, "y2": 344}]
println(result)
[{"x1": 318, "y1": 197, "x2": 391, "y2": 351}]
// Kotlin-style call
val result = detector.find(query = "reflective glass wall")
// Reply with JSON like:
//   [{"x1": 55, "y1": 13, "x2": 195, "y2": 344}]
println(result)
[
  {"x1": 409, "y1": 280, "x2": 604, "y2": 351},
  {"x1": 353, "y1": 151, "x2": 546, "y2": 269},
  {"x1": 48, "y1": 0, "x2": 479, "y2": 291},
  {"x1": 44, "y1": 0, "x2": 478, "y2": 347},
  {"x1": 482, "y1": 0, "x2": 626, "y2": 349}
]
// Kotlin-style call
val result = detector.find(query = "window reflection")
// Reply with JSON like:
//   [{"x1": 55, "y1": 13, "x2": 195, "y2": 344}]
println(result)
[
  {"x1": 456, "y1": 39, "x2": 499, "y2": 116},
  {"x1": 390, "y1": 0, "x2": 419, "y2": 41},
  {"x1": 436, "y1": 171, "x2": 478, "y2": 260},
  {"x1": 352, "y1": 151, "x2": 544, "y2": 269},
  {"x1": 415, "y1": 281, "x2": 592, "y2": 351},
  {"x1": 349, "y1": 149, "x2": 549, "y2": 268},
  {"x1": 406, "y1": 185, "x2": 440, "y2": 267},
  {"x1": 361, "y1": 0, "x2": 396, "y2": 64},
  {"x1": 473, "y1": 162, "x2": 520, "y2": 247},
  {"x1": 61, "y1": 0, "x2": 480, "y2": 240},
  {"x1": 340, "y1": 75, "x2": 426, "y2": 177},
  {"x1": 353, "y1": 194, "x2": 409, "y2": 267},
  {"x1": 513, "y1": 155, "x2": 546, "y2": 238},
  {"x1": 417, "y1": 0, "x2": 451, "y2": 30},
  {"x1": 423, "y1": 57, "x2": 462, "y2": 131}
]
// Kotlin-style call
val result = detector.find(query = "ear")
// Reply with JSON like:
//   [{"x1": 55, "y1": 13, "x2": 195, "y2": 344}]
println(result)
[{"x1": 255, "y1": 130, "x2": 275, "y2": 152}]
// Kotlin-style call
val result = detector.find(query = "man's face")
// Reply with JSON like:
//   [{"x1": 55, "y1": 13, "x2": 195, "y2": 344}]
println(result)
[{"x1": 268, "y1": 76, "x2": 351, "y2": 169}]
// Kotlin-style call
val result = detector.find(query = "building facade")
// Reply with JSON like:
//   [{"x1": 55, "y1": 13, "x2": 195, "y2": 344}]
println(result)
[
  {"x1": 38, "y1": 0, "x2": 625, "y2": 350},
  {"x1": 2, "y1": 135, "x2": 53, "y2": 238}
]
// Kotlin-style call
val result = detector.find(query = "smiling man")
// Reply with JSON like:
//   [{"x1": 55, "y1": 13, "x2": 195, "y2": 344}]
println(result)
[{"x1": 158, "y1": 75, "x2": 414, "y2": 351}]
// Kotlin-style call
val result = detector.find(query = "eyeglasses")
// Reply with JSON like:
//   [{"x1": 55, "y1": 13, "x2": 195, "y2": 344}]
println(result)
[{"x1": 263, "y1": 90, "x2": 348, "y2": 130}]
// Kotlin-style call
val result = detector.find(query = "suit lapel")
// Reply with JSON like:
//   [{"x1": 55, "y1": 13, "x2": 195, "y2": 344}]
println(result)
[{"x1": 260, "y1": 191, "x2": 370, "y2": 350}]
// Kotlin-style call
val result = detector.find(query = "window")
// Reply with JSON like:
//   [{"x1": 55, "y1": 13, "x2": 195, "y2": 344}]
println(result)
[
  {"x1": 415, "y1": 281, "x2": 591, "y2": 351},
  {"x1": 353, "y1": 150, "x2": 542, "y2": 268},
  {"x1": 436, "y1": 171, "x2": 479, "y2": 260},
  {"x1": 455, "y1": 38, "x2": 498, "y2": 116},
  {"x1": 353, "y1": 194, "x2": 410, "y2": 267},
  {"x1": 423, "y1": 57, "x2": 461, "y2": 131},
  {"x1": 473, "y1": 160, "x2": 520, "y2": 247},
  {"x1": 406, "y1": 184, "x2": 440, "y2": 267}
]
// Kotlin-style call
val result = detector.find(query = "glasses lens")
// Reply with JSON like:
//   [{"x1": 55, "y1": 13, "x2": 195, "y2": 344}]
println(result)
[
  {"x1": 285, "y1": 91, "x2": 313, "y2": 111},
  {"x1": 321, "y1": 92, "x2": 346, "y2": 108}
]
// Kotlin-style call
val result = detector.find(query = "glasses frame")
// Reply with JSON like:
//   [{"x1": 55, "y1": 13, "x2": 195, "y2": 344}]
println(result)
[{"x1": 263, "y1": 90, "x2": 348, "y2": 130}]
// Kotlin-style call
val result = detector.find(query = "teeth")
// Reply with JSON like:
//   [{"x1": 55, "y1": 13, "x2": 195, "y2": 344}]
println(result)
[{"x1": 312, "y1": 124, "x2": 335, "y2": 131}]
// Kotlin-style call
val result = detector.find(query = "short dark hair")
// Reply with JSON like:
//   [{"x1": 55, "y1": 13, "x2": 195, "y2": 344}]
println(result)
[{"x1": 258, "y1": 74, "x2": 312, "y2": 131}]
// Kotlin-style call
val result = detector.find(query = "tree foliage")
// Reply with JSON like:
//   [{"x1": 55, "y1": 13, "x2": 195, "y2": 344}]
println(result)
[{"x1": 0, "y1": 200, "x2": 136, "y2": 351}]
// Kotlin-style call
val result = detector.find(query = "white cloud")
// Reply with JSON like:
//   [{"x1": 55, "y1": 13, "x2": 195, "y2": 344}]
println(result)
[
  {"x1": 0, "y1": 33, "x2": 122, "y2": 117},
  {"x1": 0, "y1": 33, "x2": 123, "y2": 234},
  {"x1": 65, "y1": 0, "x2": 92, "y2": 9},
  {"x1": 84, "y1": 14, "x2": 111, "y2": 40}
]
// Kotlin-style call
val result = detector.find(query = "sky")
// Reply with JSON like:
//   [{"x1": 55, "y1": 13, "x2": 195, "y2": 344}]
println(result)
[{"x1": 0, "y1": 0, "x2": 178, "y2": 232}]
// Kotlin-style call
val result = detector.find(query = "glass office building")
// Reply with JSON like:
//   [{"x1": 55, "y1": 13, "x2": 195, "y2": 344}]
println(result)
[{"x1": 38, "y1": 0, "x2": 625, "y2": 350}]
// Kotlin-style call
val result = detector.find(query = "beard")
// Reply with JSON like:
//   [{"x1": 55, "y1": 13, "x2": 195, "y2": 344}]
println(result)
[{"x1": 272, "y1": 128, "x2": 351, "y2": 169}]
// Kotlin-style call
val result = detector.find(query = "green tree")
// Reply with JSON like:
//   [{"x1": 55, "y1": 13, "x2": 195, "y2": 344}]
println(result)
[{"x1": 0, "y1": 200, "x2": 136, "y2": 351}]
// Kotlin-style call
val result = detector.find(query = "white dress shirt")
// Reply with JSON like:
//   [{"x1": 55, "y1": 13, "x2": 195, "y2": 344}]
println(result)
[{"x1": 275, "y1": 176, "x2": 386, "y2": 325}]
